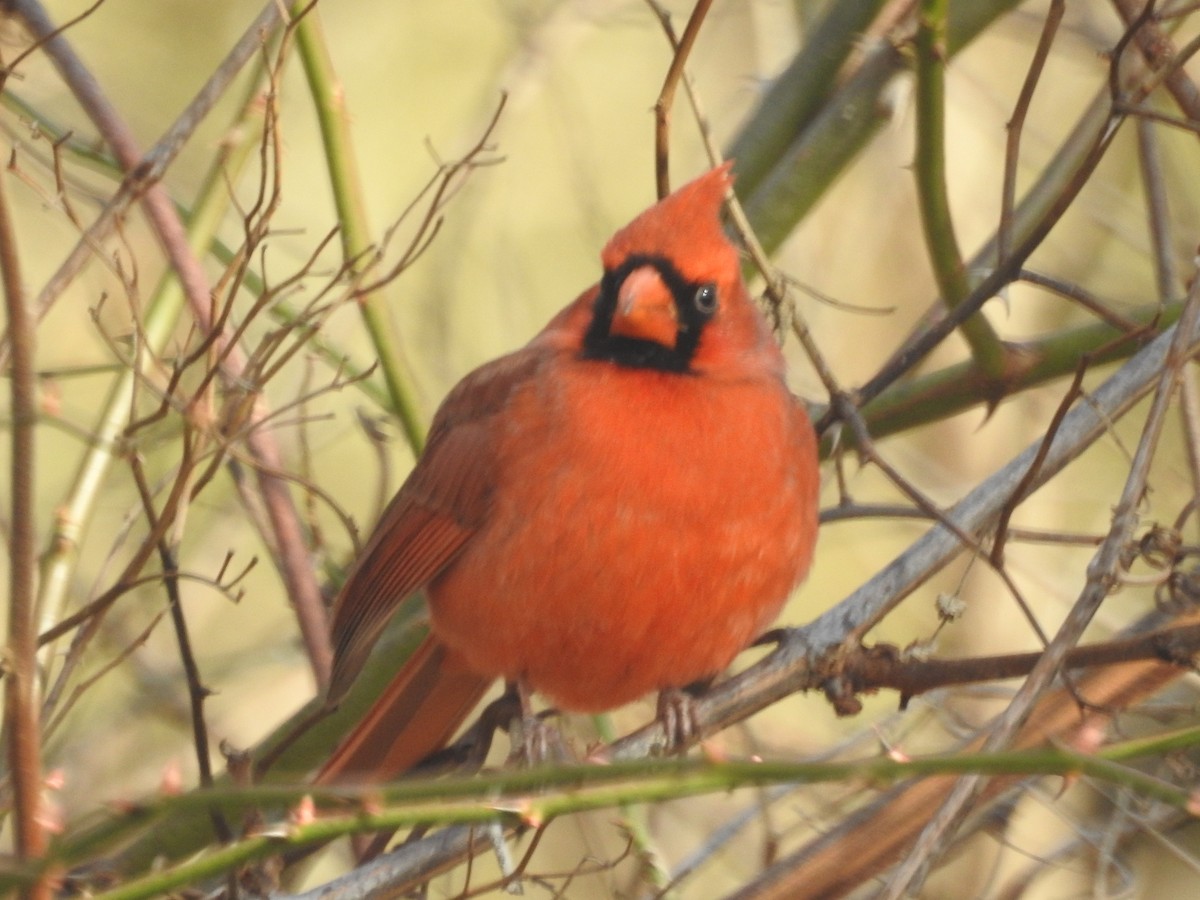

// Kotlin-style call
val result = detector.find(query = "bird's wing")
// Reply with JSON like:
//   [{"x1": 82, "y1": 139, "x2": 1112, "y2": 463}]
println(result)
[{"x1": 326, "y1": 348, "x2": 545, "y2": 703}]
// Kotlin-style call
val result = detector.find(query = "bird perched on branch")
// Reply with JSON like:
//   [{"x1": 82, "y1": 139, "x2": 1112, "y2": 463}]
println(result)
[{"x1": 318, "y1": 163, "x2": 819, "y2": 781}]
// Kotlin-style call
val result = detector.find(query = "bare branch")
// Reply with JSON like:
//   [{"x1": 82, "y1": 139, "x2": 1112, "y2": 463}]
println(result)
[{"x1": 0, "y1": 68, "x2": 50, "y2": 898}]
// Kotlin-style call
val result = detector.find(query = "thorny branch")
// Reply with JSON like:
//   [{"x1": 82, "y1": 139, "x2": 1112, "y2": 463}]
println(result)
[
  {"x1": 876, "y1": 3, "x2": 1200, "y2": 889},
  {"x1": 882, "y1": 247, "x2": 1200, "y2": 900}
]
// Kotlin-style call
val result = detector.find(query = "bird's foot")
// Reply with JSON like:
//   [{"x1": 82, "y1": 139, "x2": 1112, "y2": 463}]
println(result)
[
  {"x1": 504, "y1": 680, "x2": 570, "y2": 766},
  {"x1": 508, "y1": 710, "x2": 569, "y2": 766},
  {"x1": 655, "y1": 683, "x2": 708, "y2": 754}
]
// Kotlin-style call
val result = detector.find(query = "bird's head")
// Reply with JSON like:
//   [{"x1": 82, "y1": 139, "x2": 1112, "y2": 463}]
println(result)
[{"x1": 580, "y1": 163, "x2": 778, "y2": 377}]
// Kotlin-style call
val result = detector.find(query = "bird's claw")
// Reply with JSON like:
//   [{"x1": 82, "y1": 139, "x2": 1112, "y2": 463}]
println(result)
[
  {"x1": 503, "y1": 680, "x2": 570, "y2": 766},
  {"x1": 508, "y1": 710, "x2": 568, "y2": 766},
  {"x1": 656, "y1": 686, "x2": 703, "y2": 753}
]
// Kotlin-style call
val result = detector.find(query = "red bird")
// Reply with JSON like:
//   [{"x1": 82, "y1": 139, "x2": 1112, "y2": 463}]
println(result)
[{"x1": 318, "y1": 164, "x2": 819, "y2": 781}]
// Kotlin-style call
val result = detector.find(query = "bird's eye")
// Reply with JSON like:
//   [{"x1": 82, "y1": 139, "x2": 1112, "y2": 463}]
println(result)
[{"x1": 694, "y1": 283, "x2": 718, "y2": 315}]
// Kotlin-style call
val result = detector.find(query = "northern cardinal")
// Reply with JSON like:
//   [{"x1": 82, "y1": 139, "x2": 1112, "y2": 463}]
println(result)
[{"x1": 318, "y1": 164, "x2": 819, "y2": 781}]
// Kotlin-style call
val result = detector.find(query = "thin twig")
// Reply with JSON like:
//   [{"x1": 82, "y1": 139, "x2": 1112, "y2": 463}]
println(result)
[
  {"x1": 160, "y1": 544, "x2": 231, "y2": 842},
  {"x1": 1018, "y1": 269, "x2": 1149, "y2": 333},
  {"x1": 10, "y1": 0, "x2": 287, "y2": 327},
  {"x1": 127, "y1": 452, "x2": 231, "y2": 844},
  {"x1": 352, "y1": 95, "x2": 509, "y2": 298},
  {"x1": 989, "y1": 363, "x2": 1087, "y2": 568},
  {"x1": 651, "y1": 0, "x2": 713, "y2": 198},
  {"x1": 999, "y1": 0, "x2": 1064, "y2": 266},
  {"x1": 1137, "y1": 117, "x2": 1179, "y2": 300},
  {"x1": 42, "y1": 610, "x2": 167, "y2": 743},
  {"x1": 645, "y1": 0, "x2": 849, "y2": 406},
  {"x1": 1111, "y1": 0, "x2": 1200, "y2": 120},
  {"x1": 834, "y1": 396, "x2": 1051, "y2": 650}
]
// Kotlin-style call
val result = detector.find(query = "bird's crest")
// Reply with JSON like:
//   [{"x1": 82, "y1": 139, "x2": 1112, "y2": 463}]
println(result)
[{"x1": 601, "y1": 163, "x2": 738, "y2": 285}]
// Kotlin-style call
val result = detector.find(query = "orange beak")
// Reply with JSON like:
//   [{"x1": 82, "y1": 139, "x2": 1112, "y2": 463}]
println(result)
[{"x1": 608, "y1": 266, "x2": 677, "y2": 348}]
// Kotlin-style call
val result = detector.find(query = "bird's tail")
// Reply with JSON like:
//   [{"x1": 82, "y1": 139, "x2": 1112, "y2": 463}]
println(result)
[{"x1": 316, "y1": 637, "x2": 492, "y2": 783}]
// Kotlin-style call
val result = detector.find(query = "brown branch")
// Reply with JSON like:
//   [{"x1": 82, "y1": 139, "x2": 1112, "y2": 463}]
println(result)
[
  {"x1": 0, "y1": 92, "x2": 50, "y2": 900},
  {"x1": 998, "y1": 0, "x2": 1064, "y2": 266},
  {"x1": 840, "y1": 620, "x2": 1200, "y2": 704},
  {"x1": 1111, "y1": 0, "x2": 1200, "y2": 120},
  {"x1": 650, "y1": 0, "x2": 714, "y2": 198},
  {"x1": 160, "y1": 544, "x2": 232, "y2": 842}
]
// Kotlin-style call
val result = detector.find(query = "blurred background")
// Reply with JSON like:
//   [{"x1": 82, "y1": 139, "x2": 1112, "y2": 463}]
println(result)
[{"x1": 5, "y1": 0, "x2": 1200, "y2": 896}]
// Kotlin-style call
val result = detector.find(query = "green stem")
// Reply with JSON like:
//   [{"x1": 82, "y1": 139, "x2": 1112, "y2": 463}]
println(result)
[
  {"x1": 914, "y1": 0, "x2": 1006, "y2": 377},
  {"x1": 40, "y1": 740, "x2": 1200, "y2": 899},
  {"x1": 837, "y1": 297, "x2": 1184, "y2": 452},
  {"x1": 737, "y1": 0, "x2": 1023, "y2": 256},
  {"x1": 728, "y1": 0, "x2": 886, "y2": 199},
  {"x1": 590, "y1": 713, "x2": 671, "y2": 890},
  {"x1": 295, "y1": 12, "x2": 426, "y2": 454}
]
